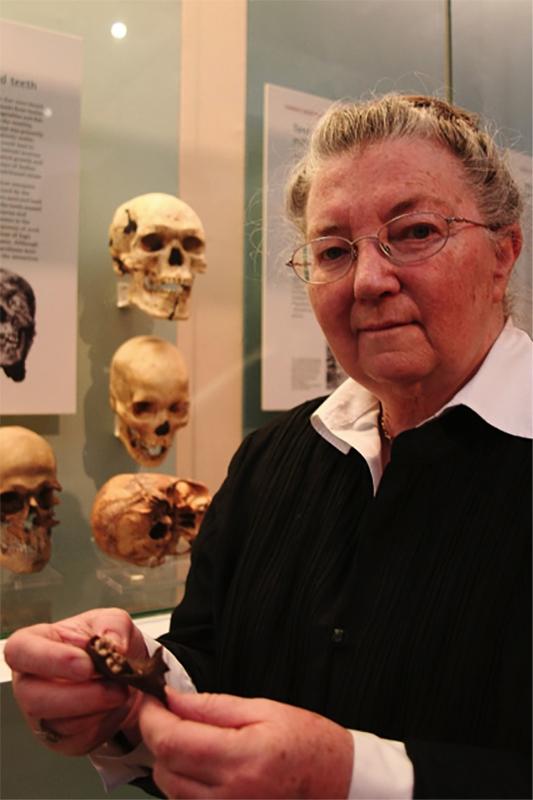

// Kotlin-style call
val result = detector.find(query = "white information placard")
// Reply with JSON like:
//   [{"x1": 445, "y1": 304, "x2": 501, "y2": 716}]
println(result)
[
  {"x1": 507, "y1": 150, "x2": 532, "y2": 337},
  {"x1": 0, "y1": 19, "x2": 82, "y2": 414},
  {"x1": 261, "y1": 83, "x2": 345, "y2": 411}
]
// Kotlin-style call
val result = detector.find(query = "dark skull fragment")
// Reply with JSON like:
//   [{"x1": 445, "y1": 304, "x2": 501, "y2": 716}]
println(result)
[{"x1": 86, "y1": 635, "x2": 169, "y2": 706}]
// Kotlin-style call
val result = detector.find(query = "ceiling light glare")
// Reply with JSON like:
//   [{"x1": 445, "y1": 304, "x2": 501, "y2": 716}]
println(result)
[{"x1": 111, "y1": 21, "x2": 127, "y2": 40}]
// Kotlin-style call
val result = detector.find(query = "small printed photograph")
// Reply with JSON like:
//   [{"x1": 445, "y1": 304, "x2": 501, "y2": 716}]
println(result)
[{"x1": 0, "y1": 267, "x2": 36, "y2": 383}]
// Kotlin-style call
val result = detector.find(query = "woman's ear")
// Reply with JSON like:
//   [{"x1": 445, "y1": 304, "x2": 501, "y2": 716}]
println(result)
[
  {"x1": 492, "y1": 224, "x2": 523, "y2": 301},
  {"x1": 497, "y1": 223, "x2": 523, "y2": 262}
]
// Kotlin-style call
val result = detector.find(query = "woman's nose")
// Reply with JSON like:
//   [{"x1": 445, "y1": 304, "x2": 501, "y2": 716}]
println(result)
[{"x1": 351, "y1": 238, "x2": 401, "y2": 301}]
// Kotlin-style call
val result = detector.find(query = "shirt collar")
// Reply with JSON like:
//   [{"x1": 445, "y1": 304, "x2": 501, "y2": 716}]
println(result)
[
  {"x1": 311, "y1": 319, "x2": 532, "y2": 492},
  {"x1": 436, "y1": 318, "x2": 532, "y2": 438}
]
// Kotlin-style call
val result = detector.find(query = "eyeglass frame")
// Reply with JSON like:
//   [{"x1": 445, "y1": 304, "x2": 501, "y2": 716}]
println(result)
[{"x1": 286, "y1": 211, "x2": 495, "y2": 285}]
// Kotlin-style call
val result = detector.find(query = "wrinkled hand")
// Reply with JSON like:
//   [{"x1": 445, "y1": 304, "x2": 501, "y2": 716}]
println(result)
[
  {"x1": 4, "y1": 607, "x2": 147, "y2": 756},
  {"x1": 139, "y1": 690, "x2": 354, "y2": 799}
]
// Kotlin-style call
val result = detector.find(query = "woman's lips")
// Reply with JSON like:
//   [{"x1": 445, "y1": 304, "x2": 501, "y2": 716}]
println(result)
[{"x1": 358, "y1": 321, "x2": 415, "y2": 332}]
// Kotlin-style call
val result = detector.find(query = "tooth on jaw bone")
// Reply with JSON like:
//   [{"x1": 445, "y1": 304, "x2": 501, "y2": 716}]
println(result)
[
  {"x1": 143, "y1": 278, "x2": 190, "y2": 295},
  {"x1": 87, "y1": 635, "x2": 170, "y2": 706}
]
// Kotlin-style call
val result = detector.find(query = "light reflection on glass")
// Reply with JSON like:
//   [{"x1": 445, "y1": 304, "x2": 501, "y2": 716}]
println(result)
[{"x1": 110, "y1": 21, "x2": 127, "y2": 40}]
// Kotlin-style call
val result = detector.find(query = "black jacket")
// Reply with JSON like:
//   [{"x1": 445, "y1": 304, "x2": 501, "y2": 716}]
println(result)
[{"x1": 154, "y1": 400, "x2": 531, "y2": 799}]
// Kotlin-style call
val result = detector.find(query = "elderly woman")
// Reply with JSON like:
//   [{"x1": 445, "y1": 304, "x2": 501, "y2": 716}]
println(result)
[{"x1": 5, "y1": 94, "x2": 531, "y2": 800}]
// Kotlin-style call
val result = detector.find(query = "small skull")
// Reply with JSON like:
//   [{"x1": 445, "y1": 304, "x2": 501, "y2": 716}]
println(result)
[
  {"x1": 0, "y1": 268, "x2": 36, "y2": 382},
  {"x1": 0, "y1": 426, "x2": 61, "y2": 573},
  {"x1": 91, "y1": 473, "x2": 211, "y2": 567},
  {"x1": 109, "y1": 193, "x2": 206, "y2": 320},
  {"x1": 109, "y1": 336, "x2": 189, "y2": 467}
]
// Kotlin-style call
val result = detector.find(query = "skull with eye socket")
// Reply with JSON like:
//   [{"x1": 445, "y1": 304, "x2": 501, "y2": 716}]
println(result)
[
  {"x1": 109, "y1": 193, "x2": 206, "y2": 320},
  {"x1": 90, "y1": 473, "x2": 211, "y2": 568},
  {"x1": 109, "y1": 336, "x2": 189, "y2": 467},
  {"x1": 0, "y1": 426, "x2": 61, "y2": 573}
]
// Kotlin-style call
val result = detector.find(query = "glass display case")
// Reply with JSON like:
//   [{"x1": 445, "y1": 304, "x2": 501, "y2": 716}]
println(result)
[
  {"x1": 0, "y1": 0, "x2": 186, "y2": 635},
  {"x1": 0, "y1": 2, "x2": 530, "y2": 795}
]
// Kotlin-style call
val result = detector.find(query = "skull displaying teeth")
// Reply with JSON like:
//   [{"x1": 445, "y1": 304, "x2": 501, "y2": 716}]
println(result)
[
  {"x1": 109, "y1": 193, "x2": 206, "y2": 320},
  {"x1": 0, "y1": 268, "x2": 36, "y2": 382},
  {"x1": 0, "y1": 426, "x2": 61, "y2": 573},
  {"x1": 109, "y1": 336, "x2": 189, "y2": 467},
  {"x1": 91, "y1": 473, "x2": 211, "y2": 567}
]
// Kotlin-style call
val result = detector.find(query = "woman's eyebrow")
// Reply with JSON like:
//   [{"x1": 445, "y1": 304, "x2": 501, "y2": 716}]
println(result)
[
  {"x1": 387, "y1": 196, "x2": 451, "y2": 217},
  {"x1": 387, "y1": 198, "x2": 420, "y2": 217},
  {"x1": 307, "y1": 222, "x2": 344, "y2": 238},
  {"x1": 306, "y1": 195, "x2": 453, "y2": 239}
]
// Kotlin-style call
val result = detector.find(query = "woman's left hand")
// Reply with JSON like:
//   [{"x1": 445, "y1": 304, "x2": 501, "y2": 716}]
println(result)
[{"x1": 138, "y1": 689, "x2": 354, "y2": 799}]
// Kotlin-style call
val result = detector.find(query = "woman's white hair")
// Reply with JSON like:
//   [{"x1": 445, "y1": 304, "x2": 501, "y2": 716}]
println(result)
[{"x1": 286, "y1": 93, "x2": 523, "y2": 236}]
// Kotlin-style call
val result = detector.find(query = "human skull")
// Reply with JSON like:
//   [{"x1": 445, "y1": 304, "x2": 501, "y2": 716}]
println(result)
[
  {"x1": 109, "y1": 336, "x2": 189, "y2": 467},
  {"x1": 0, "y1": 268, "x2": 36, "y2": 382},
  {"x1": 108, "y1": 193, "x2": 206, "y2": 320},
  {"x1": 0, "y1": 426, "x2": 61, "y2": 573},
  {"x1": 91, "y1": 473, "x2": 211, "y2": 567}
]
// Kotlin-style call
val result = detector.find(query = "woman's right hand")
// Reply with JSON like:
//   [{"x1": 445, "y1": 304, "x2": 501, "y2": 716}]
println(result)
[{"x1": 4, "y1": 607, "x2": 147, "y2": 756}]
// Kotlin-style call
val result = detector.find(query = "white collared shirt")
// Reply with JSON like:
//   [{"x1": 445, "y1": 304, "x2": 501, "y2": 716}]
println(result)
[{"x1": 311, "y1": 318, "x2": 533, "y2": 493}]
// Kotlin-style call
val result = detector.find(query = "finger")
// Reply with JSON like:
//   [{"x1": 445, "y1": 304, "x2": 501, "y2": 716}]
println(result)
[
  {"x1": 6, "y1": 633, "x2": 94, "y2": 681},
  {"x1": 30, "y1": 706, "x2": 124, "y2": 740},
  {"x1": 71, "y1": 608, "x2": 149, "y2": 662},
  {"x1": 55, "y1": 607, "x2": 135, "y2": 652},
  {"x1": 5, "y1": 609, "x2": 141, "y2": 680},
  {"x1": 166, "y1": 689, "x2": 265, "y2": 728},
  {"x1": 14, "y1": 673, "x2": 129, "y2": 719},
  {"x1": 139, "y1": 696, "x2": 241, "y2": 784},
  {"x1": 29, "y1": 705, "x2": 133, "y2": 757}
]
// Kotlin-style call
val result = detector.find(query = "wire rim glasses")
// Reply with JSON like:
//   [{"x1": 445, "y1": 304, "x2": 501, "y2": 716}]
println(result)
[{"x1": 286, "y1": 211, "x2": 491, "y2": 285}]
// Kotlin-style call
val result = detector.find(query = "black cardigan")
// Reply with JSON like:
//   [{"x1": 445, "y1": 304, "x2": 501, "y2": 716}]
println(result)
[{"x1": 155, "y1": 400, "x2": 531, "y2": 799}]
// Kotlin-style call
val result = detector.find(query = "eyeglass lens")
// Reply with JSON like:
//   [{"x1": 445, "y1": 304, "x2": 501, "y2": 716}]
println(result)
[{"x1": 290, "y1": 212, "x2": 450, "y2": 283}]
